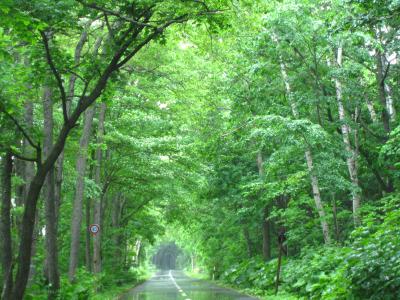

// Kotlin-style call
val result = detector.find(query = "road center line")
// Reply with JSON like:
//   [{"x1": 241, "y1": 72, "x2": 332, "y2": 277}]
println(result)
[{"x1": 168, "y1": 270, "x2": 191, "y2": 300}]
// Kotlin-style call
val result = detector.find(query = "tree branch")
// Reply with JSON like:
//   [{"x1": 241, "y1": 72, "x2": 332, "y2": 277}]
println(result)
[
  {"x1": 40, "y1": 30, "x2": 68, "y2": 123},
  {"x1": 121, "y1": 198, "x2": 153, "y2": 223},
  {"x1": 64, "y1": 68, "x2": 88, "y2": 84},
  {"x1": 0, "y1": 107, "x2": 40, "y2": 151},
  {"x1": 11, "y1": 150, "x2": 37, "y2": 162},
  {"x1": 77, "y1": 1, "x2": 157, "y2": 29},
  {"x1": 104, "y1": 13, "x2": 116, "y2": 43},
  {"x1": 116, "y1": 15, "x2": 188, "y2": 68}
]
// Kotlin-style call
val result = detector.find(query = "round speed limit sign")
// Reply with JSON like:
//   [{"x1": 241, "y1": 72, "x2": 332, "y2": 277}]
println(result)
[{"x1": 89, "y1": 224, "x2": 100, "y2": 235}]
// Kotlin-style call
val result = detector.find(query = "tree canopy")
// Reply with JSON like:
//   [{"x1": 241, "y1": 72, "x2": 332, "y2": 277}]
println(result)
[{"x1": 1, "y1": 0, "x2": 400, "y2": 299}]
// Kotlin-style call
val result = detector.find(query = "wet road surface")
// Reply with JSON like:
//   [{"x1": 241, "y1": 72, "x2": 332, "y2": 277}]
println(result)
[{"x1": 119, "y1": 270, "x2": 258, "y2": 300}]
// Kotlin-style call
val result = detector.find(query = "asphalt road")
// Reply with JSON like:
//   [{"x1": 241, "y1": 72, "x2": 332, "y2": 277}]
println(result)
[{"x1": 119, "y1": 270, "x2": 258, "y2": 300}]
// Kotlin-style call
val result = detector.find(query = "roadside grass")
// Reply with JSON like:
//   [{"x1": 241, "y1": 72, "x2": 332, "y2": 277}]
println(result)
[
  {"x1": 92, "y1": 281, "x2": 142, "y2": 300},
  {"x1": 94, "y1": 267, "x2": 153, "y2": 300},
  {"x1": 215, "y1": 281, "x2": 299, "y2": 300}
]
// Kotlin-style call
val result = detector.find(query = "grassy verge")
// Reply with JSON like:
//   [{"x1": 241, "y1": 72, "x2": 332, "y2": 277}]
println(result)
[
  {"x1": 92, "y1": 281, "x2": 143, "y2": 300},
  {"x1": 93, "y1": 269, "x2": 153, "y2": 300},
  {"x1": 216, "y1": 281, "x2": 299, "y2": 300}
]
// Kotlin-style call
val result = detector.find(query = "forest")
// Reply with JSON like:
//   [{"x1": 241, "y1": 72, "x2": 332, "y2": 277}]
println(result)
[{"x1": 0, "y1": 0, "x2": 399, "y2": 299}]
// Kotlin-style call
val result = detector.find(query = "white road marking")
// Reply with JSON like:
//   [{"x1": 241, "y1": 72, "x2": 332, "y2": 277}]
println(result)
[{"x1": 168, "y1": 270, "x2": 191, "y2": 300}]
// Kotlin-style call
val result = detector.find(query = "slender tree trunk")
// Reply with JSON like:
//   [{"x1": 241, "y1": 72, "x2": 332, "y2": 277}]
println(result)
[
  {"x1": 278, "y1": 59, "x2": 331, "y2": 243},
  {"x1": 1, "y1": 151, "x2": 13, "y2": 299},
  {"x1": 15, "y1": 60, "x2": 34, "y2": 207},
  {"x1": 275, "y1": 230, "x2": 285, "y2": 295},
  {"x1": 54, "y1": 28, "x2": 90, "y2": 228},
  {"x1": 15, "y1": 101, "x2": 35, "y2": 233},
  {"x1": 331, "y1": 194, "x2": 340, "y2": 243},
  {"x1": 22, "y1": 104, "x2": 35, "y2": 263},
  {"x1": 68, "y1": 106, "x2": 96, "y2": 281},
  {"x1": 262, "y1": 206, "x2": 271, "y2": 260},
  {"x1": 21, "y1": 70, "x2": 35, "y2": 201},
  {"x1": 384, "y1": 82, "x2": 396, "y2": 121},
  {"x1": 42, "y1": 86, "x2": 60, "y2": 298},
  {"x1": 365, "y1": 95, "x2": 377, "y2": 123},
  {"x1": 15, "y1": 158, "x2": 25, "y2": 206},
  {"x1": 333, "y1": 47, "x2": 361, "y2": 226},
  {"x1": 374, "y1": 51, "x2": 391, "y2": 133},
  {"x1": 134, "y1": 240, "x2": 142, "y2": 266},
  {"x1": 374, "y1": 28, "x2": 396, "y2": 124},
  {"x1": 374, "y1": 36, "x2": 395, "y2": 193},
  {"x1": 111, "y1": 193, "x2": 125, "y2": 265},
  {"x1": 191, "y1": 254, "x2": 196, "y2": 272},
  {"x1": 93, "y1": 102, "x2": 106, "y2": 274},
  {"x1": 85, "y1": 149, "x2": 95, "y2": 272},
  {"x1": 256, "y1": 151, "x2": 272, "y2": 259},
  {"x1": 243, "y1": 227, "x2": 254, "y2": 257},
  {"x1": 85, "y1": 193, "x2": 93, "y2": 272}
]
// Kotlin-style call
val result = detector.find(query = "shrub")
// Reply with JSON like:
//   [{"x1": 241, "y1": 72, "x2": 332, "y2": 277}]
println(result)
[
  {"x1": 220, "y1": 205, "x2": 400, "y2": 300},
  {"x1": 346, "y1": 210, "x2": 400, "y2": 299}
]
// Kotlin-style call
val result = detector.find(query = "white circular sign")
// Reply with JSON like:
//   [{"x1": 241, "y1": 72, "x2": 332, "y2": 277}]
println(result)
[{"x1": 89, "y1": 224, "x2": 100, "y2": 235}]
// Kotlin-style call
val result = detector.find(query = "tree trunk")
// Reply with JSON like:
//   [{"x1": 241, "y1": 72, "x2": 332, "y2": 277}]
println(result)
[
  {"x1": 10, "y1": 170, "x2": 46, "y2": 299},
  {"x1": 1, "y1": 151, "x2": 13, "y2": 299},
  {"x1": 85, "y1": 192, "x2": 92, "y2": 272},
  {"x1": 20, "y1": 101, "x2": 37, "y2": 284},
  {"x1": 15, "y1": 101, "x2": 35, "y2": 225},
  {"x1": 275, "y1": 228, "x2": 286, "y2": 295},
  {"x1": 93, "y1": 102, "x2": 106, "y2": 274},
  {"x1": 374, "y1": 38, "x2": 395, "y2": 193},
  {"x1": 374, "y1": 28, "x2": 396, "y2": 124},
  {"x1": 15, "y1": 157, "x2": 25, "y2": 207},
  {"x1": 375, "y1": 49, "x2": 391, "y2": 134},
  {"x1": 15, "y1": 59, "x2": 34, "y2": 207},
  {"x1": 243, "y1": 228, "x2": 254, "y2": 257},
  {"x1": 191, "y1": 254, "x2": 196, "y2": 272},
  {"x1": 42, "y1": 86, "x2": 60, "y2": 298},
  {"x1": 256, "y1": 151, "x2": 272, "y2": 259},
  {"x1": 68, "y1": 105, "x2": 96, "y2": 281},
  {"x1": 134, "y1": 240, "x2": 141, "y2": 266},
  {"x1": 384, "y1": 82, "x2": 396, "y2": 121},
  {"x1": 332, "y1": 194, "x2": 340, "y2": 243},
  {"x1": 262, "y1": 206, "x2": 271, "y2": 260},
  {"x1": 54, "y1": 27, "x2": 90, "y2": 229},
  {"x1": 278, "y1": 59, "x2": 331, "y2": 243},
  {"x1": 333, "y1": 47, "x2": 361, "y2": 226},
  {"x1": 365, "y1": 95, "x2": 377, "y2": 123},
  {"x1": 111, "y1": 193, "x2": 125, "y2": 266}
]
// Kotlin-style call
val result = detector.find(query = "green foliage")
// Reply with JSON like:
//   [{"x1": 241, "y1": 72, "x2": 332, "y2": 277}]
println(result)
[
  {"x1": 380, "y1": 125, "x2": 400, "y2": 181},
  {"x1": 220, "y1": 203, "x2": 400, "y2": 299},
  {"x1": 346, "y1": 208, "x2": 400, "y2": 299},
  {"x1": 1, "y1": 0, "x2": 400, "y2": 299},
  {"x1": 222, "y1": 258, "x2": 277, "y2": 292},
  {"x1": 282, "y1": 247, "x2": 352, "y2": 299},
  {"x1": 59, "y1": 269, "x2": 96, "y2": 300},
  {"x1": 25, "y1": 267, "x2": 148, "y2": 300},
  {"x1": 25, "y1": 269, "x2": 95, "y2": 300}
]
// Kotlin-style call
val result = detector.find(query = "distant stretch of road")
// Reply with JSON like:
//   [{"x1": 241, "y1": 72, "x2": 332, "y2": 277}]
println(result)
[{"x1": 119, "y1": 270, "x2": 258, "y2": 300}]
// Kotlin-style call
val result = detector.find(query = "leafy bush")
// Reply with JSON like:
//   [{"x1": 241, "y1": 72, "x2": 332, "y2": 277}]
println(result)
[
  {"x1": 282, "y1": 247, "x2": 352, "y2": 299},
  {"x1": 24, "y1": 266, "x2": 146, "y2": 300},
  {"x1": 58, "y1": 269, "x2": 96, "y2": 300},
  {"x1": 346, "y1": 210, "x2": 400, "y2": 299},
  {"x1": 222, "y1": 258, "x2": 277, "y2": 292},
  {"x1": 220, "y1": 203, "x2": 400, "y2": 300}
]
